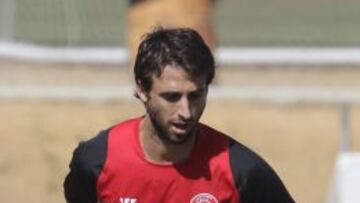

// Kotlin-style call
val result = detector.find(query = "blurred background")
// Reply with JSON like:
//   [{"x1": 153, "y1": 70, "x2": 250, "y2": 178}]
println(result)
[{"x1": 1, "y1": 0, "x2": 360, "y2": 203}]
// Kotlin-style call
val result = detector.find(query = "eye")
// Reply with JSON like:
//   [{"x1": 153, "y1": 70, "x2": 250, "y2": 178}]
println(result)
[
  {"x1": 189, "y1": 90, "x2": 204, "y2": 101},
  {"x1": 160, "y1": 92, "x2": 181, "y2": 102}
]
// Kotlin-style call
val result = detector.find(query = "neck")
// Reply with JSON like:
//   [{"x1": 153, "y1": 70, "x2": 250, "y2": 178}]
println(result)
[{"x1": 139, "y1": 115, "x2": 196, "y2": 164}]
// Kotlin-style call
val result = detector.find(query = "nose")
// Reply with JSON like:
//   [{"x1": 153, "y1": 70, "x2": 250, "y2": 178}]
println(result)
[{"x1": 178, "y1": 97, "x2": 192, "y2": 120}]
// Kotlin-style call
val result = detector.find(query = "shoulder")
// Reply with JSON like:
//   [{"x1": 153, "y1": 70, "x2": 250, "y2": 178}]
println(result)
[
  {"x1": 197, "y1": 123, "x2": 270, "y2": 169},
  {"x1": 71, "y1": 128, "x2": 110, "y2": 175},
  {"x1": 64, "y1": 128, "x2": 111, "y2": 203},
  {"x1": 72, "y1": 117, "x2": 142, "y2": 171},
  {"x1": 198, "y1": 124, "x2": 273, "y2": 172},
  {"x1": 228, "y1": 139, "x2": 294, "y2": 202},
  {"x1": 228, "y1": 139, "x2": 268, "y2": 174},
  {"x1": 228, "y1": 139, "x2": 274, "y2": 185},
  {"x1": 198, "y1": 123, "x2": 229, "y2": 143},
  {"x1": 198, "y1": 123, "x2": 294, "y2": 202}
]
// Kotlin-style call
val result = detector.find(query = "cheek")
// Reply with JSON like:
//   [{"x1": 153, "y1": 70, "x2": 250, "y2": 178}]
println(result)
[
  {"x1": 148, "y1": 100, "x2": 175, "y2": 121},
  {"x1": 156, "y1": 98, "x2": 180, "y2": 115},
  {"x1": 192, "y1": 99, "x2": 207, "y2": 117}
]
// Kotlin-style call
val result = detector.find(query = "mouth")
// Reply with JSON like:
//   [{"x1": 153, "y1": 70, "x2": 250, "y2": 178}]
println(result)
[{"x1": 171, "y1": 122, "x2": 191, "y2": 135}]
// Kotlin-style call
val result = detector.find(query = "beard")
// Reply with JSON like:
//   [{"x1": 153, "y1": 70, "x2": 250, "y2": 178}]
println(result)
[{"x1": 146, "y1": 104, "x2": 197, "y2": 145}]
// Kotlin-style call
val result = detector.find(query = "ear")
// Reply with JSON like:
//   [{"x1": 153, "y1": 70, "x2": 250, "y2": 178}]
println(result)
[{"x1": 136, "y1": 80, "x2": 148, "y2": 103}]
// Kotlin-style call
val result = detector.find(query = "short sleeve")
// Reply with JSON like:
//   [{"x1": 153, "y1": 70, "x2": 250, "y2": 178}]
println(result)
[
  {"x1": 229, "y1": 139, "x2": 295, "y2": 203},
  {"x1": 63, "y1": 129, "x2": 109, "y2": 203}
]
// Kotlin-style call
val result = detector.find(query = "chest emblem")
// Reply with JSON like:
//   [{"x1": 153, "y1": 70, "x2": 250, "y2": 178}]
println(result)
[
  {"x1": 190, "y1": 193, "x2": 218, "y2": 203},
  {"x1": 119, "y1": 197, "x2": 137, "y2": 203}
]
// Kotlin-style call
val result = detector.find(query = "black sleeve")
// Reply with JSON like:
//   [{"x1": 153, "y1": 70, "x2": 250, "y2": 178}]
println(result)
[
  {"x1": 63, "y1": 129, "x2": 109, "y2": 203},
  {"x1": 229, "y1": 139, "x2": 295, "y2": 203}
]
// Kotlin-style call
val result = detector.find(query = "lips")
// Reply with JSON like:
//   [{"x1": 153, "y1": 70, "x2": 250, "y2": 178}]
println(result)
[
  {"x1": 171, "y1": 122, "x2": 191, "y2": 135},
  {"x1": 173, "y1": 122, "x2": 188, "y2": 129}
]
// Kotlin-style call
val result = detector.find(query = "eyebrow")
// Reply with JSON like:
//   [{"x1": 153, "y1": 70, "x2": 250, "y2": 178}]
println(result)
[
  {"x1": 159, "y1": 91, "x2": 180, "y2": 96},
  {"x1": 159, "y1": 87, "x2": 206, "y2": 94}
]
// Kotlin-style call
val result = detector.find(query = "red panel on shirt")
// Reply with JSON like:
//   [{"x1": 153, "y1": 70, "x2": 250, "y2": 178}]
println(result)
[{"x1": 96, "y1": 118, "x2": 240, "y2": 203}]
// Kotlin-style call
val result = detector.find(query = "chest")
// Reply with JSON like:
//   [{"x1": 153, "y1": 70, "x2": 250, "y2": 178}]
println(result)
[{"x1": 96, "y1": 161, "x2": 239, "y2": 203}]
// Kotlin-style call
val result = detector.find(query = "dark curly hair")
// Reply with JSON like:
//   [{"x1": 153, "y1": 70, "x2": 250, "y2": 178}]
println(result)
[{"x1": 134, "y1": 27, "x2": 215, "y2": 93}]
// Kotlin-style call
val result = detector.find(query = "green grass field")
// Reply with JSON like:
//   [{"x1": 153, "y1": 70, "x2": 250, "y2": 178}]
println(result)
[
  {"x1": 5, "y1": 0, "x2": 360, "y2": 46},
  {"x1": 215, "y1": 0, "x2": 360, "y2": 46}
]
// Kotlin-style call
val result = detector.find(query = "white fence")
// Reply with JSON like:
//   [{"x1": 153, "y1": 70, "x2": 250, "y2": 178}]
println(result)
[{"x1": 1, "y1": 42, "x2": 360, "y2": 65}]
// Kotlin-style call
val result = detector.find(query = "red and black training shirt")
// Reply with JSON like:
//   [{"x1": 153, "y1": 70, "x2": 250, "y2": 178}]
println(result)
[{"x1": 64, "y1": 117, "x2": 294, "y2": 203}]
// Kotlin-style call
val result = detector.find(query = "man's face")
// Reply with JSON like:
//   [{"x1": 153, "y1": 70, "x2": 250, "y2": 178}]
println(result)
[{"x1": 138, "y1": 65, "x2": 208, "y2": 144}]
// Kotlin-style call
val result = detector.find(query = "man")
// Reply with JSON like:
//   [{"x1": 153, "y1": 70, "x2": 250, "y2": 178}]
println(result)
[{"x1": 64, "y1": 28, "x2": 295, "y2": 203}]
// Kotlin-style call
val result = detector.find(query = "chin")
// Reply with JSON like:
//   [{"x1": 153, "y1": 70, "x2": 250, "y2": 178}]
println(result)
[{"x1": 168, "y1": 132, "x2": 194, "y2": 145}]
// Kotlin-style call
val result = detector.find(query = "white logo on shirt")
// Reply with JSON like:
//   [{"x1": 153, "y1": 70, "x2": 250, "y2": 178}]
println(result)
[
  {"x1": 190, "y1": 193, "x2": 218, "y2": 203},
  {"x1": 120, "y1": 197, "x2": 137, "y2": 203}
]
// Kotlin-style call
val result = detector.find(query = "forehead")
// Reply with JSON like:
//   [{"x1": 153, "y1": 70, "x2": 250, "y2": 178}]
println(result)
[{"x1": 151, "y1": 65, "x2": 206, "y2": 92}]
